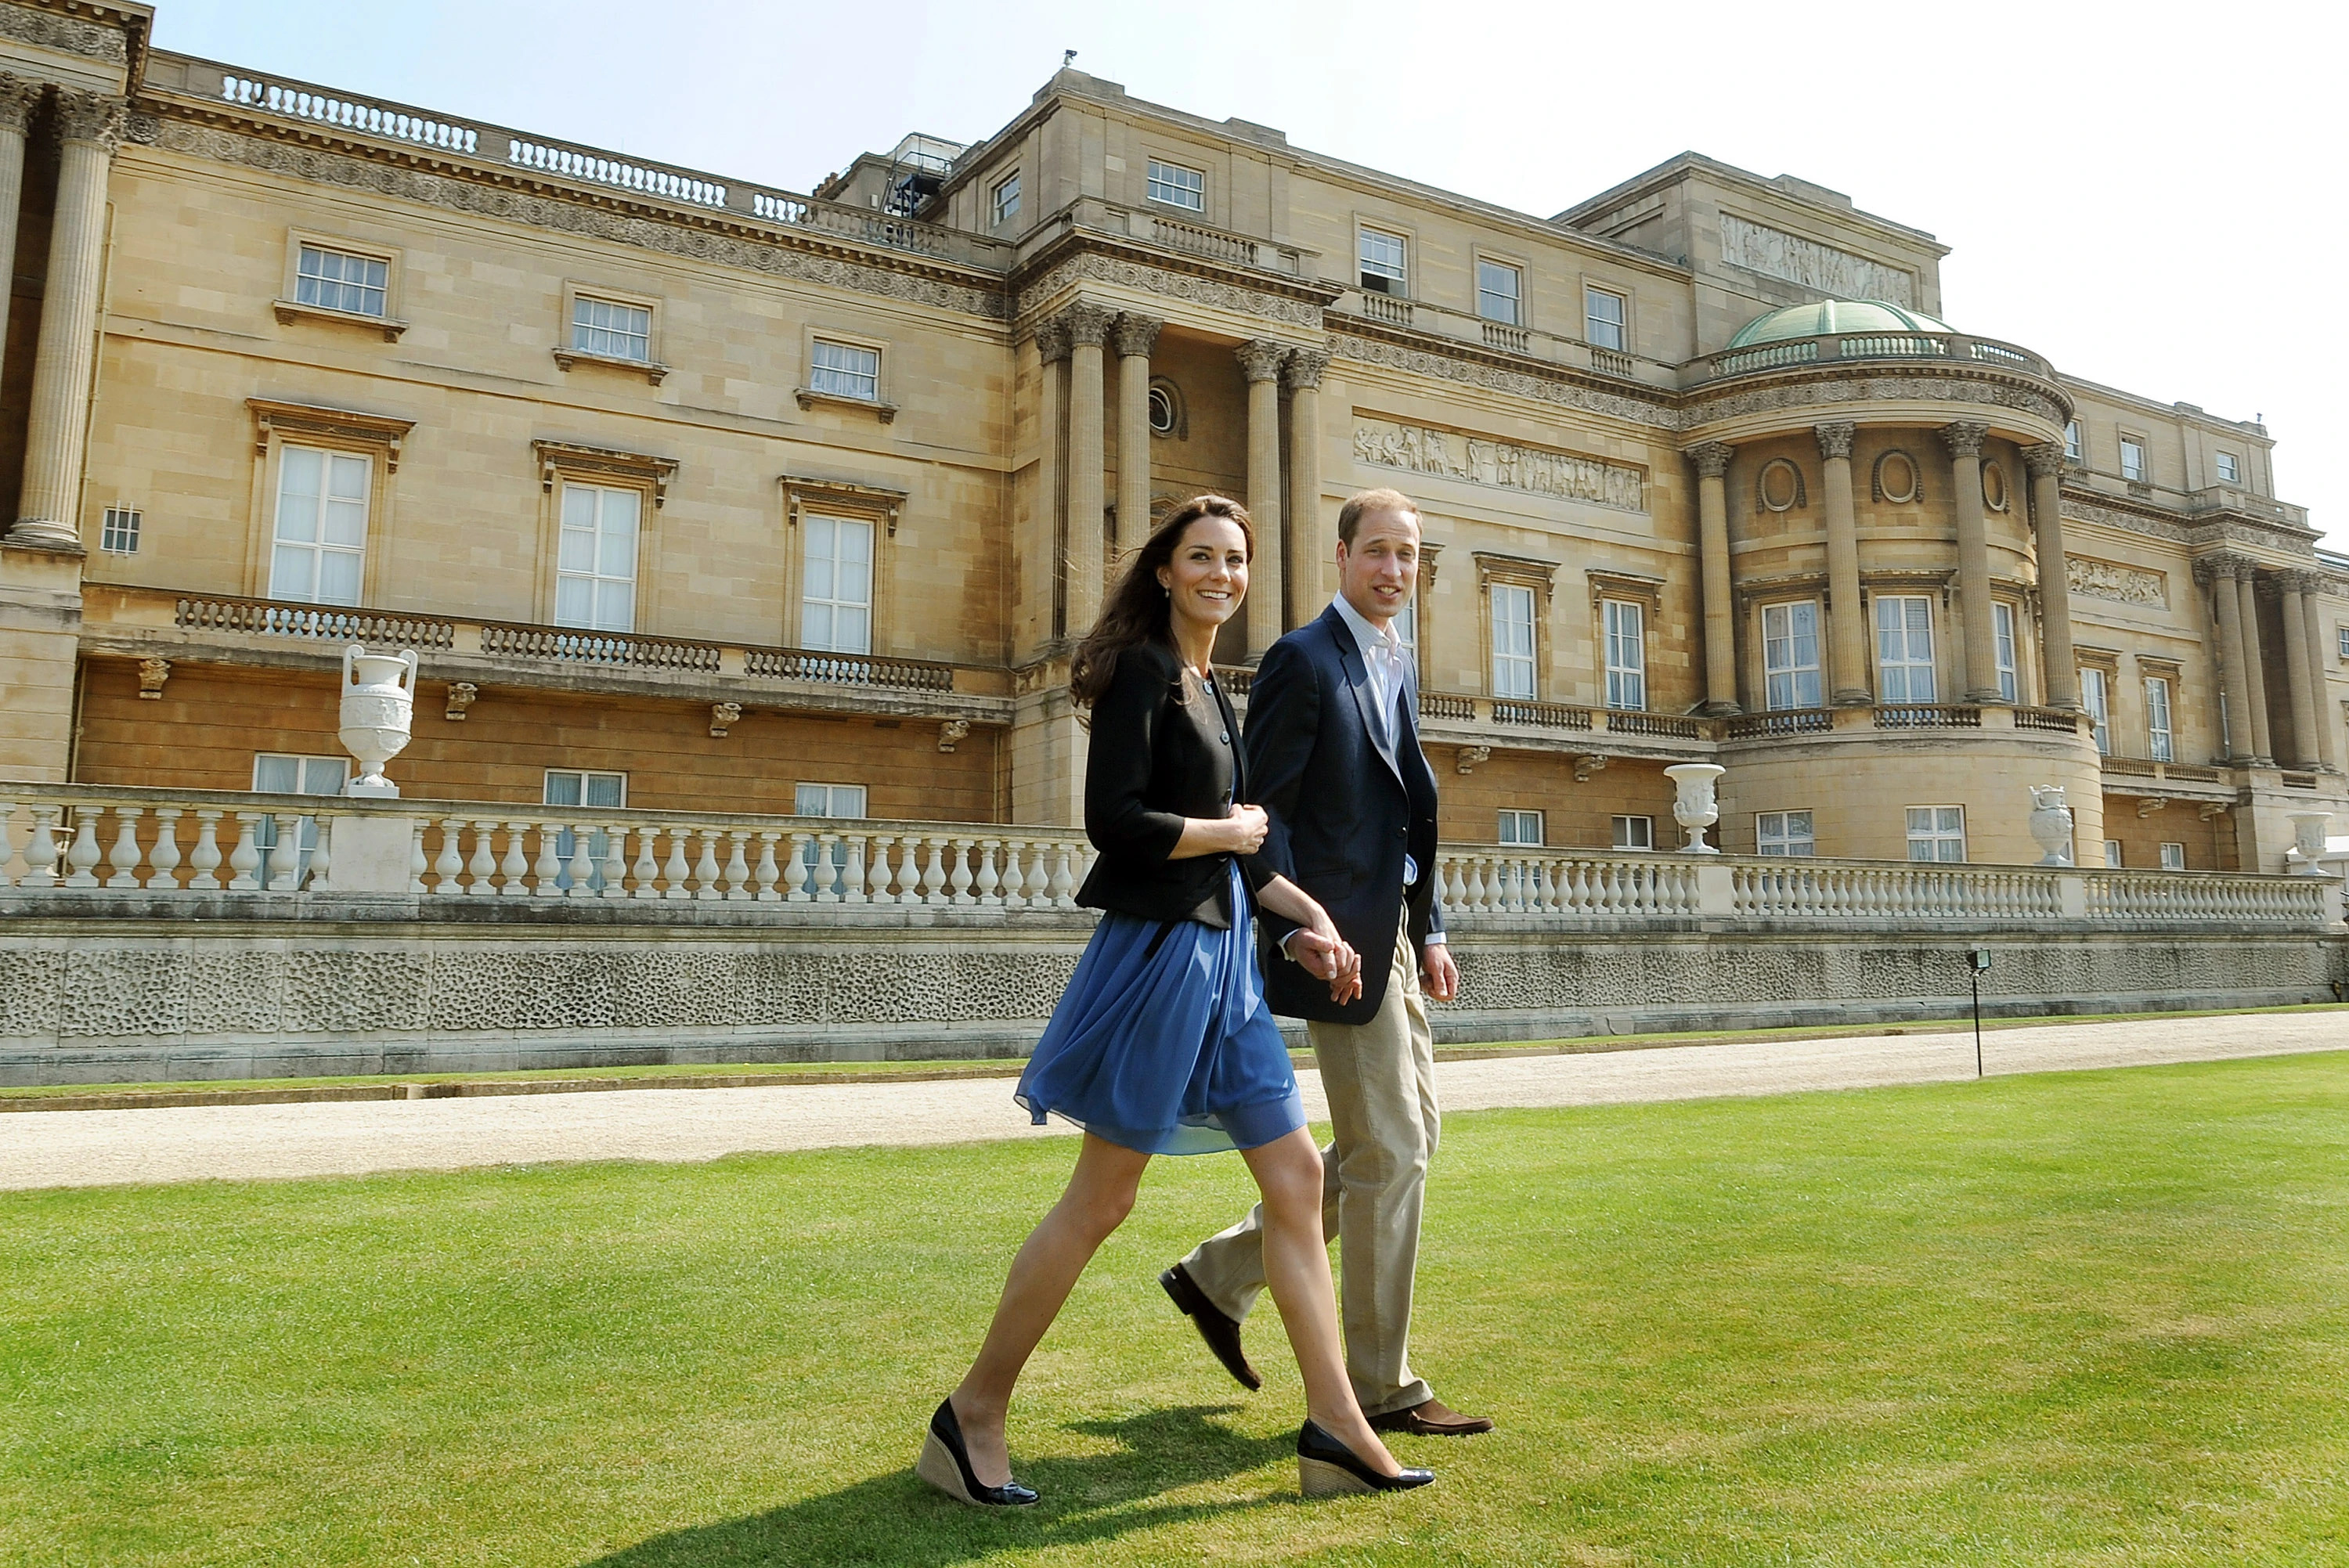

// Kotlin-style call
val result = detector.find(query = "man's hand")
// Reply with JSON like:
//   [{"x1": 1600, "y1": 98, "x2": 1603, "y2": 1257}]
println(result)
[
  {"x1": 1289, "y1": 929, "x2": 1363, "y2": 1006},
  {"x1": 1420, "y1": 941, "x2": 1459, "y2": 1002}
]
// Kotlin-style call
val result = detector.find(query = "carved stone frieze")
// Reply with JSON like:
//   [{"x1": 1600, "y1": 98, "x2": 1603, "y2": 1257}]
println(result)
[
  {"x1": 2064, "y1": 496, "x2": 2192, "y2": 544},
  {"x1": 1354, "y1": 416, "x2": 1646, "y2": 513},
  {"x1": 1015, "y1": 252, "x2": 1326, "y2": 330},
  {"x1": 1686, "y1": 374, "x2": 2068, "y2": 432},
  {"x1": 0, "y1": 5, "x2": 127, "y2": 63},
  {"x1": 1329, "y1": 331, "x2": 1675, "y2": 431},
  {"x1": 1718, "y1": 214, "x2": 1916, "y2": 307},
  {"x1": 2066, "y1": 556, "x2": 2167, "y2": 607}
]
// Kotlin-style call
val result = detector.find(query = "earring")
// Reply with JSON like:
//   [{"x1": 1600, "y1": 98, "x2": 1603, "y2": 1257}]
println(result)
[{"x1": 1163, "y1": 585, "x2": 1171, "y2": 599}]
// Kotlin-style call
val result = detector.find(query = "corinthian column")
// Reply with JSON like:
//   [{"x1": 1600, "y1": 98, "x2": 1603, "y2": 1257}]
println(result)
[
  {"x1": 1236, "y1": 338, "x2": 1288, "y2": 658},
  {"x1": 2299, "y1": 575, "x2": 2340, "y2": 772},
  {"x1": 2022, "y1": 442, "x2": 2079, "y2": 709},
  {"x1": 2199, "y1": 556, "x2": 2257, "y2": 764},
  {"x1": 1941, "y1": 421, "x2": 2001, "y2": 703},
  {"x1": 1814, "y1": 422, "x2": 1868, "y2": 705},
  {"x1": 2235, "y1": 564, "x2": 2274, "y2": 765},
  {"x1": 0, "y1": 77, "x2": 45, "y2": 401},
  {"x1": 1033, "y1": 321, "x2": 1070, "y2": 642},
  {"x1": 10, "y1": 89, "x2": 126, "y2": 546},
  {"x1": 1283, "y1": 346, "x2": 1330, "y2": 632},
  {"x1": 1687, "y1": 442, "x2": 1740, "y2": 716},
  {"x1": 1111, "y1": 312, "x2": 1161, "y2": 560},
  {"x1": 1060, "y1": 301, "x2": 1115, "y2": 636},
  {"x1": 2277, "y1": 571, "x2": 2320, "y2": 769}
]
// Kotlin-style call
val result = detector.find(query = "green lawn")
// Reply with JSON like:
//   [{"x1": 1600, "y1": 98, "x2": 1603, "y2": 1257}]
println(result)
[{"x1": 5, "y1": 1053, "x2": 2346, "y2": 1566}]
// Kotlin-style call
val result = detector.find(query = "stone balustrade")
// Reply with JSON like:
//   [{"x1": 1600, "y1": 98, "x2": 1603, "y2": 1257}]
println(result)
[
  {"x1": 1333, "y1": 290, "x2": 1658, "y2": 384},
  {"x1": 1700, "y1": 329, "x2": 2056, "y2": 384}
]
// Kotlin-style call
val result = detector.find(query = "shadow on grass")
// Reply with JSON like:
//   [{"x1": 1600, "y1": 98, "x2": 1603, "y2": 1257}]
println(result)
[{"x1": 576, "y1": 1404, "x2": 1294, "y2": 1568}]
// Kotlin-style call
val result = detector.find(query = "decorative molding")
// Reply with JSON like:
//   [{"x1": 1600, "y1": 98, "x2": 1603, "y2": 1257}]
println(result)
[
  {"x1": 1575, "y1": 753, "x2": 1607, "y2": 783},
  {"x1": 247, "y1": 398, "x2": 416, "y2": 470},
  {"x1": 136, "y1": 657, "x2": 170, "y2": 700},
  {"x1": 2063, "y1": 496, "x2": 2192, "y2": 545},
  {"x1": 1871, "y1": 447, "x2": 1923, "y2": 504},
  {"x1": 1015, "y1": 252, "x2": 1326, "y2": 330},
  {"x1": 709, "y1": 701, "x2": 742, "y2": 737},
  {"x1": 792, "y1": 385, "x2": 897, "y2": 422},
  {"x1": 1755, "y1": 456, "x2": 1806, "y2": 513},
  {"x1": 1456, "y1": 744, "x2": 1492, "y2": 774},
  {"x1": 938, "y1": 719, "x2": 971, "y2": 753},
  {"x1": 556, "y1": 345, "x2": 667, "y2": 384},
  {"x1": 1329, "y1": 330, "x2": 1675, "y2": 431},
  {"x1": 1718, "y1": 213, "x2": 1916, "y2": 307},
  {"x1": 780, "y1": 473, "x2": 908, "y2": 538},
  {"x1": 272, "y1": 297, "x2": 409, "y2": 341},
  {"x1": 533, "y1": 439, "x2": 677, "y2": 507},
  {"x1": 1982, "y1": 460, "x2": 2012, "y2": 512},
  {"x1": 1587, "y1": 568, "x2": 1665, "y2": 607},
  {"x1": 444, "y1": 682, "x2": 478, "y2": 721},
  {"x1": 1355, "y1": 416, "x2": 1646, "y2": 513},
  {"x1": 2066, "y1": 556, "x2": 2167, "y2": 607},
  {"x1": 1686, "y1": 373, "x2": 2068, "y2": 432},
  {"x1": 0, "y1": 7, "x2": 127, "y2": 64}
]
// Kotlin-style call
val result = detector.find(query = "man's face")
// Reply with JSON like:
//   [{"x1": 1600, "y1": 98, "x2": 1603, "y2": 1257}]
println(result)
[{"x1": 1336, "y1": 508, "x2": 1420, "y2": 629}]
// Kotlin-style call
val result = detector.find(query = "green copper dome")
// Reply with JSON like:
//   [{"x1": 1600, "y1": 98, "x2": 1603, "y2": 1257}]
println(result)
[{"x1": 1726, "y1": 300, "x2": 1952, "y2": 347}]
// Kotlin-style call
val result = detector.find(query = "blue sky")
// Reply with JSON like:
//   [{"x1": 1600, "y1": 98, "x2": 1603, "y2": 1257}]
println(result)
[{"x1": 153, "y1": 0, "x2": 2343, "y2": 546}]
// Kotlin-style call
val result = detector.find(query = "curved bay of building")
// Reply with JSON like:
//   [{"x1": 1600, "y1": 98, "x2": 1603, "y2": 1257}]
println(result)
[{"x1": 0, "y1": 6, "x2": 2343, "y2": 878}]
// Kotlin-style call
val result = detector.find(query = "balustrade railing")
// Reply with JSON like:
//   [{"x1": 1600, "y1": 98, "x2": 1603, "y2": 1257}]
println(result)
[
  {"x1": 1492, "y1": 700, "x2": 1594, "y2": 731},
  {"x1": 1702, "y1": 330, "x2": 2055, "y2": 383},
  {"x1": 1359, "y1": 294, "x2": 1413, "y2": 326},
  {"x1": 1875, "y1": 704, "x2": 1983, "y2": 730},
  {"x1": 1433, "y1": 849, "x2": 1705, "y2": 917},
  {"x1": 1727, "y1": 708, "x2": 1833, "y2": 739},
  {"x1": 2084, "y1": 871, "x2": 2324, "y2": 925},
  {"x1": 2016, "y1": 707, "x2": 2085, "y2": 734},
  {"x1": 1605, "y1": 710, "x2": 1708, "y2": 739},
  {"x1": 1733, "y1": 861, "x2": 2062, "y2": 921}
]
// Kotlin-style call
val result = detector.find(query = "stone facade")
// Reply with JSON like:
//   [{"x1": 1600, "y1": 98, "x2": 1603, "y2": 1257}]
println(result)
[{"x1": 0, "y1": 2, "x2": 2340, "y2": 875}]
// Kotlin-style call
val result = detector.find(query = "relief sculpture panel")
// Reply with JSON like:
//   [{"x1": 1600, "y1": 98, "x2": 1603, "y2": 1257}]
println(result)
[
  {"x1": 1719, "y1": 215, "x2": 1915, "y2": 308},
  {"x1": 1352, "y1": 416, "x2": 1646, "y2": 514},
  {"x1": 2066, "y1": 556, "x2": 2167, "y2": 607}
]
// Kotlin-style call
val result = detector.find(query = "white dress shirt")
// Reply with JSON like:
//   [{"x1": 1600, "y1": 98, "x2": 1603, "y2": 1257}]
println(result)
[{"x1": 1326, "y1": 594, "x2": 1437, "y2": 948}]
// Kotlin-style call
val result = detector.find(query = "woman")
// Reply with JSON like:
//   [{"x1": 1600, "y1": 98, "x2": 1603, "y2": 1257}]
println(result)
[{"x1": 918, "y1": 496, "x2": 1434, "y2": 1505}]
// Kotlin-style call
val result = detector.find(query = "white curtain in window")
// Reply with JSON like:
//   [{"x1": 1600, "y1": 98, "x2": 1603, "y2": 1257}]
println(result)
[
  {"x1": 556, "y1": 485, "x2": 640, "y2": 633},
  {"x1": 803, "y1": 516, "x2": 874, "y2": 654},
  {"x1": 269, "y1": 446, "x2": 370, "y2": 605},
  {"x1": 1490, "y1": 583, "x2": 1535, "y2": 699},
  {"x1": 1604, "y1": 600, "x2": 1646, "y2": 711},
  {"x1": 1875, "y1": 597, "x2": 1936, "y2": 702},
  {"x1": 1763, "y1": 601, "x2": 1821, "y2": 710}
]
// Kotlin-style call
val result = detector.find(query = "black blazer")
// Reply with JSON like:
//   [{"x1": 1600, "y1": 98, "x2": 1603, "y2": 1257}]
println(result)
[
  {"x1": 1075, "y1": 640, "x2": 1268, "y2": 928},
  {"x1": 1247, "y1": 604, "x2": 1445, "y2": 1026}
]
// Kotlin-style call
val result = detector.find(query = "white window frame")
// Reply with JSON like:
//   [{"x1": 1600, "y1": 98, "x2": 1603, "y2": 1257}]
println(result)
[
  {"x1": 251, "y1": 752, "x2": 348, "y2": 884},
  {"x1": 294, "y1": 242, "x2": 390, "y2": 319},
  {"x1": 990, "y1": 170, "x2": 1021, "y2": 226},
  {"x1": 1994, "y1": 602, "x2": 2019, "y2": 705},
  {"x1": 796, "y1": 782, "x2": 869, "y2": 897},
  {"x1": 2215, "y1": 452, "x2": 2239, "y2": 485},
  {"x1": 2145, "y1": 675, "x2": 2174, "y2": 762},
  {"x1": 1584, "y1": 286, "x2": 1628, "y2": 351},
  {"x1": 268, "y1": 444, "x2": 371, "y2": 607},
  {"x1": 1602, "y1": 597, "x2": 1647, "y2": 711},
  {"x1": 1756, "y1": 809, "x2": 1816, "y2": 857},
  {"x1": 2103, "y1": 839, "x2": 2123, "y2": 868},
  {"x1": 2338, "y1": 625, "x2": 2349, "y2": 661},
  {"x1": 543, "y1": 770, "x2": 627, "y2": 892},
  {"x1": 2063, "y1": 420, "x2": 2082, "y2": 461},
  {"x1": 1490, "y1": 581, "x2": 1536, "y2": 699},
  {"x1": 571, "y1": 292, "x2": 653, "y2": 362},
  {"x1": 810, "y1": 337, "x2": 882, "y2": 403},
  {"x1": 2080, "y1": 665, "x2": 2111, "y2": 755},
  {"x1": 554, "y1": 482, "x2": 641, "y2": 633},
  {"x1": 1358, "y1": 226, "x2": 1409, "y2": 295},
  {"x1": 2120, "y1": 436, "x2": 2147, "y2": 482},
  {"x1": 1476, "y1": 258, "x2": 1521, "y2": 325},
  {"x1": 1497, "y1": 809, "x2": 1544, "y2": 846},
  {"x1": 99, "y1": 505, "x2": 141, "y2": 555},
  {"x1": 1875, "y1": 595, "x2": 1936, "y2": 702},
  {"x1": 1762, "y1": 600, "x2": 1823, "y2": 711},
  {"x1": 1145, "y1": 159, "x2": 1205, "y2": 211},
  {"x1": 801, "y1": 514, "x2": 875, "y2": 655},
  {"x1": 1905, "y1": 805, "x2": 1966, "y2": 863},
  {"x1": 1611, "y1": 815, "x2": 1654, "y2": 852},
  {"x1": 2159, "y1": 842, "x2": 2186, "y2": 871}
]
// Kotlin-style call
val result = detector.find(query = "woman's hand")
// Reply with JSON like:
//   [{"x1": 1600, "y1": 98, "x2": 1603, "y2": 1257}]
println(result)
[
  {"x1": 1168, "y1": 803, "x2": 1268, "y2": 860},
  {"x1": 1221, "y1": 804, "x2": 1268, "y2": 856}
]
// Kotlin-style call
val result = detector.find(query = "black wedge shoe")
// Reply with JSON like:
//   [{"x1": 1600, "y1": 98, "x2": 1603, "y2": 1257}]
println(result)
[
  {"x1": 1297, "y1": 1418, "x2": 1436, "y2": 1497},
  {"x1": 916, "y1": 1397, "x2": 1039, "y2": 1507}
]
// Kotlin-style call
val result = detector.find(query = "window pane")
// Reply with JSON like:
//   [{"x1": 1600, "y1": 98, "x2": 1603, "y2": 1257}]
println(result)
[
  {"x1": 1476, "y1": 261, "x2": 1520, "y2": 323},
  {"x1": 1359, "y1": 229, "x2": 1407, "y2": 283},
  {"x1": 316, "y1": 550, "x2": 362, "y2": 605},
  {"x1": 544, "y1": 771, "x2": 584, "y2": 806},
  {"x1": 583, "y1": 773, "x2": 625, "y2": 809},
  {"x1": 1146, "y1": 160, "x2": 1204, "y2": 210},
  {"x1": 271, "y1": 542, "x2": 312, "y2": 599},
  {"x1": 1586, "y1": 288, "x2": 1626, "y2": 351},
  {"x1": 253, "y1": 754, "x2": 300, "y2": 793}
]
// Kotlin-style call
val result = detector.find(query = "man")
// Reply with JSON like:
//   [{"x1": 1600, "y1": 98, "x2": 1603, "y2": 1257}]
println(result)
[{"x1": 1160, "y1": 487, "x2": 1490, "y2": 1438}]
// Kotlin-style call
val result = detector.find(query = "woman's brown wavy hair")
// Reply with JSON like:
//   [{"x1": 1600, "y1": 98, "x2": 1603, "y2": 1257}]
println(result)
[{"x1": 1068, "y1": 494, "x2": 1255, "y2": 707}]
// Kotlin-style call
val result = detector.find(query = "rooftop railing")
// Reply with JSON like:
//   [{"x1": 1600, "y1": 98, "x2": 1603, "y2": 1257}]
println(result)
[{"x1": 1698, "y1": 330, "x2": 2057, "y2": 384}]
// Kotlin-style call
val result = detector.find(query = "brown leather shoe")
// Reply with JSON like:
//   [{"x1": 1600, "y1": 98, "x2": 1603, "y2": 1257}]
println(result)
[
  {"x1": 1159, "y1": 1263, "x2": 1261, "y2": 1392},
  {"x1": 1367, "y1": 1397, "x2": 1493, "y2": 1436}
]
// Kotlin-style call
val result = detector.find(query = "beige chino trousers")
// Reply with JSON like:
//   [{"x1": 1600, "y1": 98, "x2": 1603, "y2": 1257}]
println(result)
[{"x1": 1179, "y1": 912, "x2": 1438, "y2": 1417}]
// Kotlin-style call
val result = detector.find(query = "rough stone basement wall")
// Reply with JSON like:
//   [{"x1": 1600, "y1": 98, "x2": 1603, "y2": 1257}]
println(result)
[{"x1": 2, "y1": 895, "x2": 2342, "y2": 1086}]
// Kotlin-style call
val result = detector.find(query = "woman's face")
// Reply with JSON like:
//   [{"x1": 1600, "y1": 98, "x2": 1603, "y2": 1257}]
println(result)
[{"x1": 1156, "y1": 514, "x2": 1250, "y2": 636}]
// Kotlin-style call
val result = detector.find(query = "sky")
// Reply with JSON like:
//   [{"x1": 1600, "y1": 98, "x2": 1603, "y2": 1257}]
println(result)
[{"x1": 152, "y1": 0, "x2": 2344, "y2": 550}]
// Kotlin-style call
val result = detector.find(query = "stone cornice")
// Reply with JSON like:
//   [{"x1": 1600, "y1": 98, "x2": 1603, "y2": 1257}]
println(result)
[
  {"x1": 0, "y1": 3, "x2": 133, "y2": 68},
  {"x1": 1328, "y1": 327, "x2": 1676, "y2": 431},
  {"x1": 1010, "y1": 239, "x2": 1337, "y2": 332},
  {"x1": 1683, "y1": 367, "x2": 2069, "y2": 434},
  {"x1": 2061, "y1": 490, "x2": 2321, "y2": 560}
]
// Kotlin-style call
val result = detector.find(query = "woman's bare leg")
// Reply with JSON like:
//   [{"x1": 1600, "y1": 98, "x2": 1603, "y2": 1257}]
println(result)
[
  {"x1": 1239, "y1": 1126, "x2": 1403, "y2": 1476},
  {"x1": 949, "y1": 1132, "x2": 1152, "y2": 1487}
]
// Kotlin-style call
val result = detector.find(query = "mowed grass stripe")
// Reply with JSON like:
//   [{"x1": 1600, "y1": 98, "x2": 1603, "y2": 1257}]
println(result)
[{"x1": 2, "y1": 1051, "x2": 2344, "y2": 1566}]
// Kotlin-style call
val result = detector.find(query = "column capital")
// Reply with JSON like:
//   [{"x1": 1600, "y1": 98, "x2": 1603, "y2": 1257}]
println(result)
[
  {"x1": 0, "y1": 73, "x2": 44, "y2": 135},
  {"x1": 1034, "y1": 319, "x2": 1071, "y2": 365},
  {"x1": 50, "y1": 88, "x2": 126, "y2": 153},
  {"x1": 1283, "y1": 344, "x2": 1330, "y2": 391},
  {"x1": 2193, "y1": 550, "x2": 2253, "y2": 586},
  {"x1": 1684, "y1": 441, "x2": 1735, "y2": 478},
  {"x1": 2021, "y1": 441, "x2": 2067, "y2": 479},
  {"x1": 1939, "y1": 420, "x2": 1989, "y2": 460},
  {"x1": 1235, "y1": 337, "x2": 1288, "y2": 383},
  {"x1": 1812, "y1": 421, "x2": 1856, "y2": 460},
  {"x1": 2275, "y1": 568, "x2": 2321, "y2": 594},
  {"x1": 1056, "y1": 299, "x2": 1116, "y2": 348},
  {"x1": 1110, "y1": 311, "x2": 1162, "y2": 359}
]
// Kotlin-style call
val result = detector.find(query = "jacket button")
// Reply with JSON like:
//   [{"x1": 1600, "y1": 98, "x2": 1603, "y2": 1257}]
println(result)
[{"x1": 1219, "y1": 730, "x2": 1230, "y2": 744}]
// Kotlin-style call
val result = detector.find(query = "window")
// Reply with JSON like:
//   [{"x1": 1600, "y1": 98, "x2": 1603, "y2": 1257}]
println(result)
[
  {"x1": 2339, "y1": 625, "x2": 2349, "y2": 661},
  {"x1": 2215, "y1": 452, "x2": 2239, "y2": 485},
  {"x1": 1147, "y1": 379, "x2": 1181, "y2": 437},
  {"x1": 251, "y1": 752, "x2": 347, "y2": 885},
  {"x1": 1762, "y1": 601, "x2": 1822, "y2": 710},
  {"x1": 269, "y1": 445, "x2": 370, "y2": 605},
  {"x1": 1994, "y1": 602, "x2": 2019, "y2": 705},
  {"x1": 1603, "y1": 599, "x2": 1646, "y2": 711},
  {"x1": 803, "y1": 514, "x2": 874, "y2": 654},
  {"x1": 544, "y1": 770, "x2": 626, "y2": 892},
  {"x1": 1584, "y1": 287, "x2": 1627, "y2": 351},
  {"x1": 1490, "y1": 582, "x2": 1535, "y2": 699},
  {"x1": 1392, "y1": 599, "x2": 1417, "y2": 660},
  {"x1": 294, "y1": 243, "x2": 388, "y2": 318},
  {"x1": 2120, "y1": 437, "x2": 2146, "y2": 482},
  {"x1": 1905, "y1": 806, "x2": 1966, "y2": 863},
  {"x1": 1498, "y1": 809, "x2": 1544, "y2": 846},
  {"x1": 1875, "y1": 596, "x2": 1936, "y2": 702},
  {"x1": 2160, "y1": 842, "x2": 2187, "y2": 871},
  {"x1": 2063, "y1": 420, "x2": 2082, "y2": 461},
  {"x1": 99, "y1": 505, "x2": 140, "y2": 555},
  {"x1": 555, "y1": 484, "x2": 640, "y2": 632},
  {"x1": 1146, "y1": 159, "x2": 1204, "y2": 211},
  {"x1": 796, "y1": 782, "x2": 868, "y2": 897},
  {"x1": 572, "y1": 294, "x2": 651, "y2": 362},
  {"x1": 1476, "y1": 260, "x2": 1521, "y2": 324},
  {"x1": 1611, "y1": 815, "x2": 1654, "y2": 851},
  {"x1": 2145, "y1": 676, "x2": 2174, "y2": 762},
  {"x1": 2103, "y1": 839, "x2": 2123, "y2": 868},
  {"x1": 990, "y1": 171, "x2": 1021, "y2": 225},
  {"x1": 1359, "y1": 227, "x2": 1408, "y2": 295},
  {"x1": 810, "y1": 338, "x2": 881, "y2": 402},
  {"x1": 1756, "y1": 810, "x2": 1816, "y2": 856},
  {"x1": 2080, "y1": 666, "x2": 2111, "y2": 755}
]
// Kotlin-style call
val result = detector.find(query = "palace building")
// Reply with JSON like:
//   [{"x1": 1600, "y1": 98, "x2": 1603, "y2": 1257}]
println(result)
[{"x1": 2, "y1": 0, "x2": 2344, "y2": 874}]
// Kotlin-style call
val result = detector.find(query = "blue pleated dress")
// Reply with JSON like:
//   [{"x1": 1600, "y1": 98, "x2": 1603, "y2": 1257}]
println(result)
[{"x1": 1015, "y1": 860, "x2": 1305, "y2": 1155}]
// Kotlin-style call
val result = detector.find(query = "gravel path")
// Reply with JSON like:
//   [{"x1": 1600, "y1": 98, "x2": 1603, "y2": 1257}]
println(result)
[{"x1": 4, "y1": 1012, "x2": 2341, "y2": 1191}]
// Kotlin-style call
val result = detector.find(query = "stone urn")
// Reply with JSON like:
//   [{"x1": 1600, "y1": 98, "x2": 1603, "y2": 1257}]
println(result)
[
  {"x1": 1663, "y1": 762, "x2": 1725, "y2": 854},
  {"x1": 2286, "y1": 811, "x2": 2333, "y2": 874},
  {"x1": 340, "y1": 643, "x2": 419, "y2": 798},
  {"x1": 2027, "y1": 784, "x2": 2074, "y2": 867}
]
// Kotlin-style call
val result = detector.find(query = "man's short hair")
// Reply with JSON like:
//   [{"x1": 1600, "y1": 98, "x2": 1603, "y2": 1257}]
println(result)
[{"x1": 1337, "y1": 487, "x2": 1420, "y2": 548}]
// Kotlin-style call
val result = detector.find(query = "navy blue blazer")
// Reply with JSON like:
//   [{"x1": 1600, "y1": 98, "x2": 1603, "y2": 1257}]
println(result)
[{"x1": 1245, "y1": 603, "x2": 1445, "y2": 1026}]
